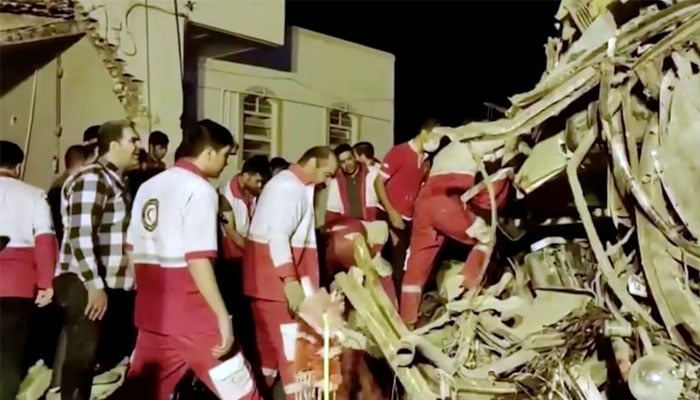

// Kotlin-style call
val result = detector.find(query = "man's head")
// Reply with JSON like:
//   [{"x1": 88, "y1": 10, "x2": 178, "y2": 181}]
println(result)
[
  {"x1": 180, "y1": 119, "x2": 236, "y2": 179},
  {"x1": 64, "y1": 145, "x2": 90, "y2": 172},
  {"x1": 297, "y1": 146, "x2": 338, "y2": 185},
  {"x1": 83, "y1": 124, "x2": 101, "y2": 163},
  {"x1": 415, "y1": 118, "x2": 442, "y2": 153},
  {"x1": 97, "y1": 120, "x2": 141, "y2": 170},
  {"x1": 240, "y1": 155, "x2": 271, "y2": 196},
  {"x1": 334, "y1": 143, "x2": 358, "y2": 176},
  {"x1": 0, "y1": 140, "x2": 24, "y2": 177},
  {"x1": 270, "y1": 157, "x2": 290, "y2": 176},
  {"x1": 353, "y1": 142, "x2": 375, "y2": 166},
  {"x1": 148, "y1": 130, "x2": 169, "y2": 161}
]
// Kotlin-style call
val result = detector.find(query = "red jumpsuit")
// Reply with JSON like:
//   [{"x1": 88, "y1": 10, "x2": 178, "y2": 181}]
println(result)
[
  {"x1": 126, "y1": 161, "x2": 261, "y2": 400},
  {"x1": 400, "y1": 172, "x2": 510, "y2": 326},
  {"x1": 243, "y1": 165, "x2": 319, "y2": 398},
  {"x1": 324, "y1": 217, "x2": 397, "y2": 305}
]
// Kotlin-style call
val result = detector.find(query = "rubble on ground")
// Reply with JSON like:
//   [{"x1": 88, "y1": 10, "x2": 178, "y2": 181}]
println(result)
[{"x1": 332, "y1": 0, "x2": 700, "y2": 398}]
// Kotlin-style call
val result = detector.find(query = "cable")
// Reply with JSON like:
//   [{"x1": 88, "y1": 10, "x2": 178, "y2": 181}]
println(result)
[
  {"x1": 173, "y1": 0, "x2": 183, "y2": 81},
  {"x1": 21, "y1": 71, "x2": 39, "y2": 181}
]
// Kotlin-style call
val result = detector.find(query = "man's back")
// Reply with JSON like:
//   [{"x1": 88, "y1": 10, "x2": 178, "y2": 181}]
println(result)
[{"x1": 128, "y1": 163, "x2": 219, "y2": 335}]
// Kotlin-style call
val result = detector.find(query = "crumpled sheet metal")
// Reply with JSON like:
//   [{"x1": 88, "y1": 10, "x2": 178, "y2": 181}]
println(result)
[{"x1": 332, "y1": 1, "x2": 700, "y2": 399}]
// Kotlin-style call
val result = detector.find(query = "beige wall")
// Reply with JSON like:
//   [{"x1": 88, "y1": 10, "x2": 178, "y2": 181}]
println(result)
[
  {"x1": 0, "y1": 38, "x2": 125, "y2": 189},
  {"x1": 199, "y1": 27, "x2": 395, "y2": 187}
]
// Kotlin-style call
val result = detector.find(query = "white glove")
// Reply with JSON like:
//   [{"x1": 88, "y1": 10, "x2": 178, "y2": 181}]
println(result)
[{"x1": 466, "y1": 216, "x2": 494, "y2": 244}]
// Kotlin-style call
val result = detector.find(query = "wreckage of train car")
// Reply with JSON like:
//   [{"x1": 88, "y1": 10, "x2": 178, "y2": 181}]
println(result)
[{"x1": 323, "y1": 0, "x2": 700, "y2": 399}]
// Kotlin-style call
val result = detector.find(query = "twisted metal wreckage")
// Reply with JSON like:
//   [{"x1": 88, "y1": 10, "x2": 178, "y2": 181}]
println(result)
[{"x1": 308, "y1": 0, "x2": 700, "y2": 399}]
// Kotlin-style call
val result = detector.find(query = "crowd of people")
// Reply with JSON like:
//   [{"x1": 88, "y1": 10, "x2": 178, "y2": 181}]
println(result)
[{"x1": 0, "y1": 116, "x2": 516, "y2": 400}]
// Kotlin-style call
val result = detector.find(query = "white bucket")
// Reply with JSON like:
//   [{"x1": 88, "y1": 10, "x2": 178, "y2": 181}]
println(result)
[{"x1": 208, "y1": 352, "x2": 255, "y2": 400}]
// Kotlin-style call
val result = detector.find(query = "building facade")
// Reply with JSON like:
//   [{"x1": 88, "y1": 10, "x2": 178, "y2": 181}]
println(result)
[{"x1": 0, "y1": 0, "x2": 394, "y2": 189}]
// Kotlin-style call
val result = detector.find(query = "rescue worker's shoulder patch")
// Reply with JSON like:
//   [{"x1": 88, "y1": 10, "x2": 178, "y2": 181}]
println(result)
[{"x1": 141, "y1": 198, "x2": 159, "y2": 232}]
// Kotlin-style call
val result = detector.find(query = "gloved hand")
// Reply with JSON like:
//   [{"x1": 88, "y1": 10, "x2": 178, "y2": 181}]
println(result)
[
  {"x1": 466, "y1": 216, "x2": 494, "y2": 244},
  {"x1": 283, "y1": 279, "x2": 305, "y2": 313}
]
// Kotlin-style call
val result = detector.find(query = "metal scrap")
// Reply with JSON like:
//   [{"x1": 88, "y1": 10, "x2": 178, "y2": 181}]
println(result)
[{"x1": 333, "y1": 1, "x2": 700, "y2": 398}]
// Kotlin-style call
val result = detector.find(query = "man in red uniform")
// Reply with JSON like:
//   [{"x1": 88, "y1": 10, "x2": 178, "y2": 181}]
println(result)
[
  {"x1": 374, "y1": 118, "x2": 443, "y2": 293},
  {"x1": 0, "y1": 141, "x2": 58, "y2": 399},
  {"x1": 325, "y1": 144, "x2": 395, "y2": 302},
  {"x1": 243, "y1": 146, "x2": 337, "y2": 398},
  {"x1": 125, "y1": 120, "x2": 261, "y2": 400},
  {"x1": 400, "y1": 136, "x2": 514, "y2": 328}
]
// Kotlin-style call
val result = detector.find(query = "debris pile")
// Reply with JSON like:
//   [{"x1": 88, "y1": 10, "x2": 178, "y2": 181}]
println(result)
[{"x1": 333, "y1": 0, "x2": 700, "y2": 398}]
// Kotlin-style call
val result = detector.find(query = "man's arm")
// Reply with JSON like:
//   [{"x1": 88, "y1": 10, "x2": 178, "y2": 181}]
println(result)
[
  {"x1": 325, "y1": 178, "x2": 343, "y2": 226},
  {"x1": 32, "y1": 192, "x2": 58, "y2": 289},
  {"x1": 185, "y1": 188, "x2": 228, "y2": 320},
  {"x1": 374, "y1": 147, "x2": 401, "y2": 215},
  {"x1": 66, "y1": 172, "x2": 107, "y2": 290}
]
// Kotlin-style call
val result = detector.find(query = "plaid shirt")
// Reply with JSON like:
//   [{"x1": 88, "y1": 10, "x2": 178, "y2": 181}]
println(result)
[{"x1": 57, "y1": 159, "x2": 134, "y2": 290}]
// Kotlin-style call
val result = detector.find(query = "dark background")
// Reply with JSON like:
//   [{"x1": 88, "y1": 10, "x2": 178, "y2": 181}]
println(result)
[{"x1": 287, "y1": 0, "x2": 559, "y2": 142}]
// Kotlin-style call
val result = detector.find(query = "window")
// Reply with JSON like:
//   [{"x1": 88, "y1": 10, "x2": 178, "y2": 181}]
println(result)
[
  {"x1": 328, "y1": 107, "x2": 354, "y2": 147},
  {"x1": 242, "y1": 93, "x2": 274, "y2": 161}
]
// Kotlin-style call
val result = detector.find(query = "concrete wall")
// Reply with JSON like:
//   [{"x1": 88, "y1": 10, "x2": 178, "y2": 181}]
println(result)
[
  {"x1": 0, "y1": 38, "x2": 125, "y2": 189},
  {"x1": 199, "y1": 27, "x2": 395, "y2": 187}
]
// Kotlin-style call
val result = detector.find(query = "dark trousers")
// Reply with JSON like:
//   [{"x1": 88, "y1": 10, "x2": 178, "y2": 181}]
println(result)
[
  {"x1": 390, "y1": 221, "x2": 412, "y2": 298},
  {"x1": 0, "y1": 297, "x2": 33, "y2": 400},
  {"x1": 53, "y1": 273, "x2": 135, "y2": 400}
]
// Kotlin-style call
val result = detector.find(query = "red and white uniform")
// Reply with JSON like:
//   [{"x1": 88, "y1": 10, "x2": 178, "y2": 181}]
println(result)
[
  {"x1": 378, "y1": 141, "x2": 429, "y2": 220},
  {"x1": 243, "y1": 165, "x2": 318, "y2": 396},
  {"x1": 325, "y1": 164, "x2": 379, "y2": 224},
  {"x1": 126, "y1": 160, "x2": 260, "y2": 400},
  {"x1": 220, "y1": 174, "x2": 256, "y2": 259},
  {"x1": 0, "y1": 173, "x2": 58, "y2": 298},
  {"x1": 400, "y1": 141, "x2": 511, "y2": 326}
]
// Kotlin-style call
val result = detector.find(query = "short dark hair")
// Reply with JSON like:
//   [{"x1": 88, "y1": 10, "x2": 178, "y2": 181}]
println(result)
[
  {"x1": 270, "y1": 157, "x2": 290, "y2": 171},
  {"x1": 148, "y1": 130, "x2": 169, "y2": 147},
  {"x1": 137, "y1": 148, "x2": 148, "y2": 164},
  {"x1": 0, "y1": 140, "x2": 24, "y2": 169},
  {"x1": 97, "y1": 120, "x2": 135, "y2": 156},
  {"x1": 420, "y1": 118, "x2": 440, "y2": 132},
  {"x1": 353, "y1": 141, "x2": 374, "y2": 159},
  {"x1": 64, "y1": 145, "x2": 89, "y2": 169},
  {"x1": 83, "y1": 125, "x2": 101, "y2": 144},
  {"x1": 298, "y1": 146, "x2": 334, "y2": 164},
  {"x1": 242, "y1": 155, "x2": 271, "y2": 180},
  {"x1": 174, "y1": 143, "x2": 185, "y2": 161},
  {"x1": 179, "y1": 119, "x2": 235, "y2": 158},
  {"x1": 333, "y1": 144, "x2": 353, "y2": 158}
]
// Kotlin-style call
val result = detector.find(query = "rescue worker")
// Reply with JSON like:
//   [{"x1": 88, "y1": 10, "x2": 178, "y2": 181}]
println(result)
[
  {"x1": 54, "y1": 120, "x2": 140, "y2": 399},
  {"x1": 374, "y1": 118, "x2": 443, "y2": 293},
  {"x1": 326, "y1": 144, "x2": 380, "y2": 224},
  {"x1": 125, "y1": 119, "x2": 261, "y2": 400},
  {"x1": 244, "y1": 146, "x2": 338, "y2": 398},
  {"x1": 219, "y1": 155, "x2": 270, "y2": 261},
  {"x1": 0, "y1": 141, "x2": 58, "y2": 400},
  {"x1": 352, "y1": 141, "x2": 380, "y2": 169},
  {"x1": 400, "y1": 136, "x2": 514, "y2": 328},
  {"x1": 325, "y1": 144, "x2": 395, "y2": 303},
  {"x1": 217, "y1": 155, "x2": 271, "y2": 379}
]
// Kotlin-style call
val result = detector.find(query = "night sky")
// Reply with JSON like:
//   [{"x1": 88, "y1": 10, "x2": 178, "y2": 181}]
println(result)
[{"x1": 286, "y1": 0, "x2": 559, "y2": 142}]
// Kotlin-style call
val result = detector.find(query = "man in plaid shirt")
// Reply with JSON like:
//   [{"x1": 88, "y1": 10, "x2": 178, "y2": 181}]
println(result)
[{"x1": 53, "y1": 120, "x2": 141, "y2": 400}]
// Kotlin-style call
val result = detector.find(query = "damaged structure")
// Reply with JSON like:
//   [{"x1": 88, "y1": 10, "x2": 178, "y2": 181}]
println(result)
[{"x1": 329, "y1": 0, "x2": 700, "y2": 398}]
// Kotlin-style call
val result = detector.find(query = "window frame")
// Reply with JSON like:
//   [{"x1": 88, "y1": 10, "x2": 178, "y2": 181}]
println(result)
[{"x1": 239, "y1": 89, "x2": 279, "y2": 164}]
